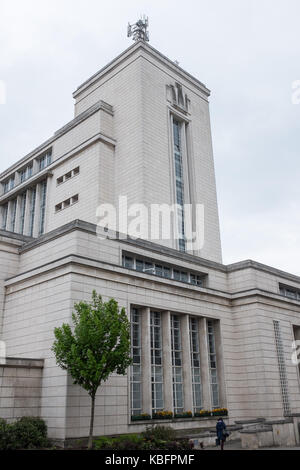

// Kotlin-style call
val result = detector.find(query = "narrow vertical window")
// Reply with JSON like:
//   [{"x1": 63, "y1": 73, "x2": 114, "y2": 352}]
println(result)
[
  {"x1": 9, "y1": 199, "x2": 17, "y2": 232},
  {"x1": 207, "y1": 320, "x2": 219, "y2": 408},
  {"x1": 150, "y1": 311, "x2": 164, "y2": 413},
  {"x1": 274, "y1": 320, "x2": 291, "y2": 415},
  {"x1": 39, "y1": 180, "x2": 47, "y2": 235},
  {"x1": 131, "y1": 308, "x2": 142, "y2": 416},
  {"x1": 171, "y1": 315, "x2": 184, "y2": 414},
  {"x1": 19, "y1": 192, "x2": 27, "y2": 234},
  {"x1": 1, "y1": 204, "x2": 8, "y2": 230},
  {"x1": 172, "y1": 119, "x2": 186, "y2": 251},
  {"x1": 29, "y1": 187, "x2": 36, "y2": 237},
  {"x1": 189, "y1": 317, "x2": 202, "y2": 413}
]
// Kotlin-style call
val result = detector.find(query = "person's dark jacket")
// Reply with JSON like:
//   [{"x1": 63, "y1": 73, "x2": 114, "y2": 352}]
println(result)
[{"x1": 216, "y1": 420, "x2": 227, "y2": 441}]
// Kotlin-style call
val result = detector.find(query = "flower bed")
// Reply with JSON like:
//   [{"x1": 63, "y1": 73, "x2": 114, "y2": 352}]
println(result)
[
  {"x1": 131, "y1": 408, "x2": 228, "y2": 422},
  {"x1": 211, "y1": 408, "x2": 228, "y2": 416},
  {"x1": 174, "y1": 411, "x2": 193, "y2": 419},
  {"x1": 152, "y1": 411, "x2": 173, "y2": 420}
]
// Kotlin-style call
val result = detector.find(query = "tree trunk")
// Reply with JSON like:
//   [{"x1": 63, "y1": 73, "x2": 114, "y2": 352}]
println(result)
[{"x1": 88, "y1": 394, "x2": 96, "y2": 450}]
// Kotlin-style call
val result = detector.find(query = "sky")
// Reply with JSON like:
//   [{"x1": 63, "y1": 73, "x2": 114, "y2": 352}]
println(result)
[{"x1": 0, "y1": 0, "x2": 299, "y2": 274}]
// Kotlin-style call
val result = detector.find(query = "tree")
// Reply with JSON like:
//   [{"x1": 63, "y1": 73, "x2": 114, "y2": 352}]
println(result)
[{"x1": 52, "y1": 290, "x2": 132, "y2": 449}]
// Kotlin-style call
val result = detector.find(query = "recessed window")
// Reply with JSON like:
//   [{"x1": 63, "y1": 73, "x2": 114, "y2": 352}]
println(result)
[
  {"x1": 38, "y1": 150, "x2": 52, "y2": 171},
  {"x1": 19, "y1": 163, "x2": 33, "y2": 183},
  {"x1": 3, "y1": 176, "x2": 15, "y2": 194},
  {"x1": 55, "y1": 194, "x2": 79, "y2": 213},
  {"x1": 122, "y1": 252, "x2": 206, "y2": 287},
  {"x1": 279, "y1": 284, "x2": 300, "y2": 301},
  {"x1": 56, "y1": 166, "x2": 80, "y2": 186}
]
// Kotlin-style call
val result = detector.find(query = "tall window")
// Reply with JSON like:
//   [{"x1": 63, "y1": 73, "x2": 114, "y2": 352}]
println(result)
[
  {"x1": 38, "y1": 151, "x2": 52, "y2": 171},
  {"x1": 39, "y1": 180, "x2": 47, "y2": 235},
  {"x1": 19, "y1": 192, "x2": 27, "y2": 234},
  {"x1": 9, "y1": 199, "x2": 17, "y2": 232},
  {"x1": 19, "y1": 164, "x2": 33, "y2": 183},
  {"x1": 274, "y1": 320, "x2": 291, "y2": 415},
  {"x1": 150, "y1": 311, "x2": 164, "y2": 413},
  {"x1": 28, "y1": 188, "x2": 36, "y2": 237},
  {"x1": 172, "y1": 119, "x2": 186, "y2": 252},
  {"x1": 1, "y1": 204, "x2": 8, "y2": 230},
  {"x1": 171, "y1": 315, "x2": 184, "y2": 414},
  {"x1": 131, "y1": 308, "x2": 142, "y2": 416},
  {"x1": 207, "y1": 320, "x2": 219, "y2": 408},
  {"x1": 3, "y1": 176, "x2": 15, "y2": 194},
  {"x1": 189, "y1": 318, "x2": 202, "y2": 412}
]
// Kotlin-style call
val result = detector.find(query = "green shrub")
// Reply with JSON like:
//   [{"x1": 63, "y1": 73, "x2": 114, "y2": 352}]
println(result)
[
  {"x1": 0, "y1": 418, "x2": 9, "y2": 451},
  {"x1": 0, "y1": 416, "x2": 49, "y2": 450},
  {"x1": 94, "y1": 436, "x2": 115, "y2": 450},
  {"x1": 141, "y1": 425, "x2": 177, "y2": 443},
  {"x1": 94, "y1": 434, "x2": 144, "y2": 450}
]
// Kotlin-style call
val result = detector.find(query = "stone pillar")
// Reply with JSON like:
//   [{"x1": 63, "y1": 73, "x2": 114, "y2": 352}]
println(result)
[
  {"x1": 23, "y1": 189, "x2": 32, "y2": 236},
  {"x1": 7, "y1": 199, "x2": 17, "y2": 233},
  {"x1": 162, "y1": 311, "x2": 173, "y2": 412},
  {"x1": 199, "y1": 317, "x2": 211, "y2": 410},
  {"x1": 15, "y1": 195, "x2": 23, "y2": 234},
  {"x1": 181, "y1": 314, "x2": 193, "y2": 412},
  {"x1": 33, "y1": 183, "x2": 41, "y2": 237},
  {"x1": 214, "y1": 320, "x2": 227, "y2": 408},
  {"x1": 32, "y1": 158, "x2": 39, "y2": 175},
  {"x1": 141, "y1": 307, "x2": 152, "y2": 415}
]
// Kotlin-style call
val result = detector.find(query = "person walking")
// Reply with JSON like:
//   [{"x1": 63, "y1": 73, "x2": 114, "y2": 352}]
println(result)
[{"x1": 216, "y1": 417, "x2": 227, "y2": 450}]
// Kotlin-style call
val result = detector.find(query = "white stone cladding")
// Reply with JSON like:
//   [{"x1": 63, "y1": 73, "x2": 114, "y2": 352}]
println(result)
[
  {"x1": 0, "y1": 222, "x2": 300, "y2": 441},
  {"x1": 0, "y1": 40, "x2": 300, "y2": 445}
]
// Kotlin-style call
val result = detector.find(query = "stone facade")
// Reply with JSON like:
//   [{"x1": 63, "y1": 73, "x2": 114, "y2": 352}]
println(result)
[{"x1": 0, "y1": 39, "x2": 300, "y2": 445}]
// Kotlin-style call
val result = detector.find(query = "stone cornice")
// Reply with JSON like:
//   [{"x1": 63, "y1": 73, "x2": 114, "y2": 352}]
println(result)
[
  {"x1": 0, "y1": 100, "x2": 113, "y2": 181},
  {"x1": 73, "y1": 41, "x2": 210, "y2": 100},
  {"x1": 16, "y1": 219, "x2": 300, "y2": 288}
]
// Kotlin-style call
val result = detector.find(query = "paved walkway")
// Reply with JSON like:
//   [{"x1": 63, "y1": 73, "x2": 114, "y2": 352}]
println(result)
[{"x1": 204, "y1": 440, "x2": 300, "y2": 450}]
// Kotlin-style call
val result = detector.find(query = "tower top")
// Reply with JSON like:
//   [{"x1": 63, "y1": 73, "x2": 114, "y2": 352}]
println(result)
[{"x1": 127, "y1": 16, "x2": 149, "y2": 42}]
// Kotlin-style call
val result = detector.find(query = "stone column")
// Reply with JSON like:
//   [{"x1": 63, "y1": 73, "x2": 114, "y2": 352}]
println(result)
[
  {"x1": 14, "y1": 195, "x2": 23, "y2": 234},
  {"x1": 33, "y1": 183, "x2": 41, "y2": 237},
  {"x1": 199, "y1": 317, "x2": 211, "y2": 410},
  {"x1": 181, "y1": 314, "x2": 193, "y2": 412},
  {"x1": 32, "y1": 158, "x2": 39, "y2": 175},
  {"x1": 7, "y1": 199, "x2": 17, "y2": 233},
  {"x1": 162, "y1": 311, "x2": 173, "y2": 412},
  {"x1": 214, "y1": 320, "x2": 227, "y2": 408},
  {"x1": 141, "y1": 307, "x2": 152, "y2": 415},
  {"x1": 23, "y1": 189, "x2": 32, "y2": 236}
]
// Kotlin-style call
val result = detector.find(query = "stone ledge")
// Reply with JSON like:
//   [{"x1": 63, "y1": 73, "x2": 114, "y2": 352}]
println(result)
[
  {"x1": 265, "y1": 418, "x2": 293, "y2": 425},
  {"x1": 1, "y1": 357, "x2": 44, "y2": 369},
  {"x1": 234, "y1": 418, "x2": 266, "y2": 425},
  {"x1": 240, "y1": 425, "x2": 273, "y2": 434}
]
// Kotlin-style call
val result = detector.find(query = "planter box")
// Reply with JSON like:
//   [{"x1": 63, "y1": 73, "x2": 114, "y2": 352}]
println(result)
[
  {"x1": 152, "y1": 415, "x2": 173, "y2": 420},
  {"x1": 174, "y1": 414, "x2": 193, "y2": 419},
  {"x1": 131, "y1": 415, "x2": 151, "y2": 422}
]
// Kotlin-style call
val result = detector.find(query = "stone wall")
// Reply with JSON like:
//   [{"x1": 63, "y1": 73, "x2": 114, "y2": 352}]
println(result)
[{"x1": 0, "y1": 357, "x2": 44, "y2": 421}]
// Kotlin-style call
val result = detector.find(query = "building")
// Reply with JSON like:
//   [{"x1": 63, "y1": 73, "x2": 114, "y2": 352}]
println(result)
[{"x1": 0, "y1": 21, "x2": 300, "y2": 446}]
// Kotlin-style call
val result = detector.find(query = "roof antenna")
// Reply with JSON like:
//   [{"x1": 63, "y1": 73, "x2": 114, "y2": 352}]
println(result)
[{"x1": 127, "y1": 15, "x2": 149, "y2": 42}]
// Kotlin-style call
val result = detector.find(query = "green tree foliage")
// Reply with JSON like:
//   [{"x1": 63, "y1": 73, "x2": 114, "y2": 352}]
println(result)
[{"x1": 52, "y1": 291, "x2": 132, "y2": 449}]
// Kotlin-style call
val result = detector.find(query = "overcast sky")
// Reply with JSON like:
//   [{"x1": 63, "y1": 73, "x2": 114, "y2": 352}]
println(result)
[{"x1": 0, "y1": 0, "x2": 299, "y2": 274}]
